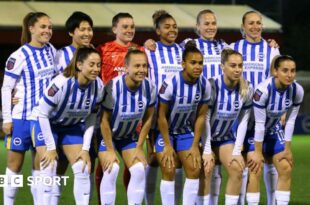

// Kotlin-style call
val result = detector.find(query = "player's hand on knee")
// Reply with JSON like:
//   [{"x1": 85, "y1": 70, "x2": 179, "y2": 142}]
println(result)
[
  {"x1": 132, "y1": 146, "x2": 147, "y2": 167},
  {"x1": 248, "y1": 151, "x2": 264, "y2": 173},
  {"x1": 41, "y1": 149, "x2": 58, "y2": 169},
  {"x1": 75, "y1": 150, "x2": 91, "y2": 174},
  {"x1": 162, "y1": 145, "x2": 176, "y2": 169},
  {"x1": 202, "y1": 153, "x2": 215, "y2": 174},
  {"x1": 186, "y1": 146, "x2": 201, "y2": 169},
  {"x1": 278, "y1": 148, "x2": 293, "y2": 167},
  {"x1": 103, "y1": 150, "x2": 120, "y2": 173},
  {"x1": 3, "y1": 122, "x2": 13, "y2": 135},
  {"x1": 229, "y1": 154, "x2": 245, "y2": 172}
]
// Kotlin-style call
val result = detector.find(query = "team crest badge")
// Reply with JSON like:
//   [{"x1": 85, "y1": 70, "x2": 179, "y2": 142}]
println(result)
[
  {"x1": 6, "y1": 57, "x2": 16, "y2": 70},
  {"x1": 48, "y1": 84, "x2": 59, "y2": 97},
  {"x1": 159, "y1": 82, "x2": 168, "y2": 94},
  {"x1": 253, "y1": 89, "x2": 263, "y2": 101}
]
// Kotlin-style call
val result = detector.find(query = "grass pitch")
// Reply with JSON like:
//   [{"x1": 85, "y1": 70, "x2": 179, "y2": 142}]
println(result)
[{"x1": 0, "y1": 135, "x2": 309, "y2": 204}]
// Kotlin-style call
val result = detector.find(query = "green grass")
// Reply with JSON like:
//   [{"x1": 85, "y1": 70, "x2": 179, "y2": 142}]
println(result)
[{"x1": 0, "y1": 136, "x2": 309, "y2": 204}]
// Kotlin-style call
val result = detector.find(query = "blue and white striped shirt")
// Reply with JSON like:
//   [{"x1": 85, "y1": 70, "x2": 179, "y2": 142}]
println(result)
[
  {"x1": 102, "y1": 75, "x2": 156, "y2": 140},
  {"x1": 55, "y1": 45, "x2": 76, "y2": 73},
  {"x1": 145, "y1": 41, "x2": 183, "y2": 94},
  {"x1": 208, "y1": 75, "x2": 253, "y2": 142},
  {"x1": 253, "y1": 77, "x2": 304, "y2": 141},
  {"x1": 32, "y1": 74, "x2": 104, "y2": 126},
  {"x1": 230, "y1": 39, "x2": 280, "y2": 87},
  {"x1": 159, "y1": 72, "x2": 211, "y2": 135},
  {"x1": 2, "y1": 43, "x2": 57, "y2": 122}
]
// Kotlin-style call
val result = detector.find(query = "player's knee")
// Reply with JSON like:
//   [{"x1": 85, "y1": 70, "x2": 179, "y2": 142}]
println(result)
[
  {"x1": 161, "y1": 166, "x2": 175, "y2": 180},
  {"x1": 72, "y1": 160, "x2": 90, "y2": 177},
  {"x1": 129, "y1": 162, "x2": 145, "y2": 181},
  {"x1": 227, "y1": 164, "x2": 243, "y2": 180},
  {"x1": 278, "y1": 162, "x2": 292, "y2": 177},
  {"x1": 40, "y1": 160, "x2": 57, "y2": 176}
]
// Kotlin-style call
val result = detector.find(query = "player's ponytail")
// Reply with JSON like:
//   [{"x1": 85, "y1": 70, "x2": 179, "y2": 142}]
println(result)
[
  {"x1": 21, "y1": 12, "x2": 49, "y2": 45},
  {"x1": 63, "y1": 46, "x2": 100, "y2": 78},
  {"x1": 221, "y1": 48, "x2": 248, "y2": 99},
  {"x1": 182, "y1": 40, "x2": 202, "y2": 61},
  {"x1": 152, "y1": 10, "x2": 174, "y2": 29}
]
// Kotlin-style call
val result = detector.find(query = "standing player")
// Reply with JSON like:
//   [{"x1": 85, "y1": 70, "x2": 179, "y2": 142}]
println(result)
[
  {"x1": 98, "y1": 49, "x2": 155, "y2": 205},
  {"x1": 56, "y1": 11, "x2": 93, "y2": 73},
  {"x1": 156, "y1": 41, "x2": 210, "y2": 205},
  {"x1": 144, "y1": 10, "x2": 184, "y2": 205},
  {"x1": 244, "y1": 55, "x2": 303, "y2": 205},
  {"x1": 31, "y1": 46, "x2": 104, "y2": 205},
  {"x1": 1, "y1": 12, "x2": 57, "y2": 205},
  {"x1": 230, "y1": 11, "x2": 280, "y2": 205},
  {"x1": 50, "y1": 11, "x2": 95, "y2": 204},
  {"x1": 95, "y1": 12, "x2": 144, "y2": 204},
  {"x1": 198, "y1": 49, "x2": 253, "y2": 205}
]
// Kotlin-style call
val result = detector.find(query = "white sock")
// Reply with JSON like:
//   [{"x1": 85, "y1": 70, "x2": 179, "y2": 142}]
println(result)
[
  {"x1": 275, "y1": 191, "x2": 290, "y2": 205},
  {"x1": 225, "y1": 194, "x2": 239, "y2": 205},
  {"x1": 50, "y1": 183, "x2": 61, "y2": 205},
  {"x1": 31, "y1": 170, "x2": 40, "y2": 205},
  {"x1": 238, "y1": 167, "x2": 248, "y2": 205},
  {"x1": 195, "y1": 195, "x2": 210, "y2": 205},
  {"x1": 3, "y1": 168, "x2": 19, "y2": 205},
  {"x1": 127, "y1": 162, "x2": 145, "y2": 205},
  {"x1": 264, "y1": 164, "x2": 277, "y2": 205},
  {"x1": 175, "y1": 168, "x2": 183, "y2": 205},
  {"x1": 40, "y1": 161, "x2": 57, "y2": 205},
  {"x1": 100, "y1": 163, "x2": 119, "y2": 205},
  {"x1": 72, "y1": 161, "x2": 90, "y2": 205},
  {"x1": 246, "y1": 192, "x2": 260, "y2": 205},
  {"x1": 160, "y1": 180, "x2": 175, "y2": 205},
  {"x1": 145, "y1": 165, "x2": 158, "y2": 205},
  {"x1": 210, "y1": 165, "x2": 221, "y2": 205},
  {"x1": 183, "y1": 178, "x2": 199, "y2": 205}
]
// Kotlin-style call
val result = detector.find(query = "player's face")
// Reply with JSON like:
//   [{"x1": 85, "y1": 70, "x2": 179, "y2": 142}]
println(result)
[
  {"x1": 71, "y1": 21, "x2": 93, "y2": 47},
  {"x1": 274, "y1": 60, "x2": 296, "y2": 88},
  {"x1": 197, "y1": 13, "x2": 217, "y2": 40},
  {"x1": 156, "y1": 18, "x2": 178, "y2": 45},
  {"x1": 222, "y1": 54, "x2": 243, "y2": 82},
  {"x1": 242, "y1": 13, "x2": 263, "y2": 42},
  {"x1": 78, "y1": 53, "x2": 101, "y2": 82},
  {"x1": 126, "y1": 54, "x2": 148, "y2": 83},
  {"x1": 182, "y1": 52, "x2": 203, "y2": 80},
  {"x1": 113, "y1": 17, "x2": 135, "y2": 45},
  {"x1": 29, "y1": 16, "x2": 52, "y2": 46}
]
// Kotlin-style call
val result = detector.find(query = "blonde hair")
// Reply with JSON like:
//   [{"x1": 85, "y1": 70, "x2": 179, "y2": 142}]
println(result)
[{"x1": 221, "y1": 48, "x2": 248, "y2": 99}]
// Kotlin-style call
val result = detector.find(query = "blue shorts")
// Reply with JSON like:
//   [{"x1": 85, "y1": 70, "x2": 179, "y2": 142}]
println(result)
[
  {"x1": 31, "y1": 121, "x2": 84, "y2": 147},
  {"x1": 5, "y1": 119, "x2": 34, "y2": 151},
  {"x1": 155, "y1": 132, "x2": 194, "y2": 153},
  {"x1": 211, "y1": 139, "x2": 235, "y2": 147},
  {"x1": 243, "y1": 130, "x2": 285, "y2": 156},
  {"x1": 98, "y1": 137, "x2": 137, "y2": 153}
]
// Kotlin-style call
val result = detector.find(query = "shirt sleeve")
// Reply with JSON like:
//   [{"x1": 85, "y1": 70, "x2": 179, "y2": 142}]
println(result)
[
  {"x1": 201, "y1": 77, "x2": 211, "y2": 104},
  {"x1": 1, "y1": 52, "x2": 25, "y2": 123},
  {"x1": 253, "y1": 87, "x2": 268, "y2": 142},
  {"x1": 102, "y1": 80, "x2": 114, "y2": 111},
  {"x1": 284, "y1": 84, "x2": 304, "y2": 141},
  {"x1": 242, "y1": 82, "x2": 254, "y2": 109},
  {"x1": 158, "y1": 80, "x2": 173, "y2": 103}
]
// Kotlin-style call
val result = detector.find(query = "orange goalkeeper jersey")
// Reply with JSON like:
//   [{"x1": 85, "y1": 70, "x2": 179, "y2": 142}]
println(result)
[{"x1": 97, "y1": 41, "x2": 144, "y2": 85}]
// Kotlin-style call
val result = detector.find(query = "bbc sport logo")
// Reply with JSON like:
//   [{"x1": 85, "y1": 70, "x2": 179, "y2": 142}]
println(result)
[{"x1": 0, "y1": 175, "x2": 69, "y2": 187}]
